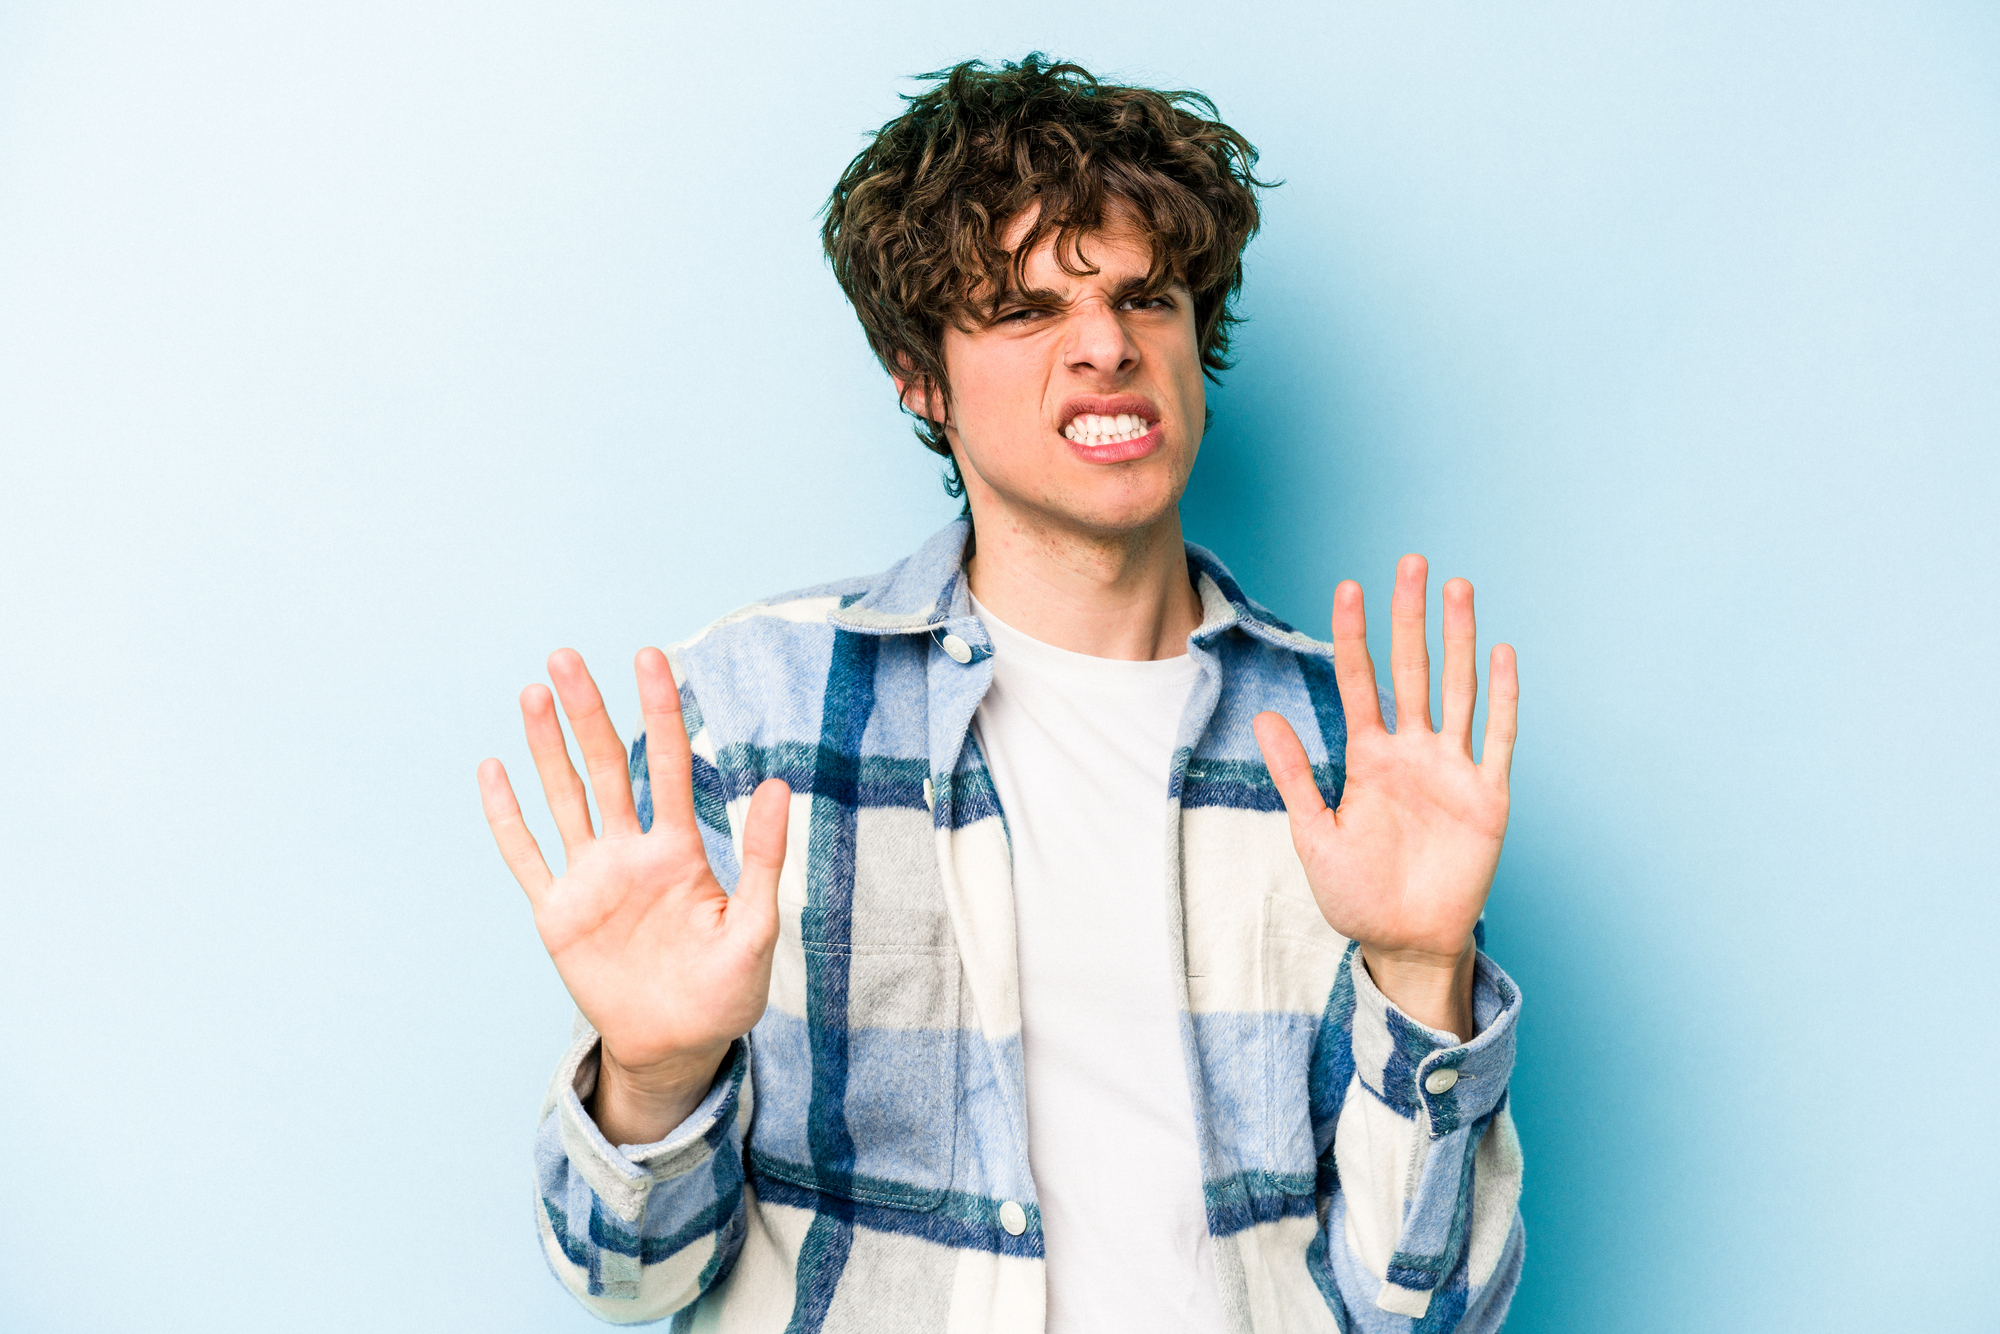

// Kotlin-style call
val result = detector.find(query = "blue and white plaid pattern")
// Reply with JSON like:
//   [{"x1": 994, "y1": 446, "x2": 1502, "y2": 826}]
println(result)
[{"x1": 533, "y1": 519, "x2": 1525, "y2": 1331}]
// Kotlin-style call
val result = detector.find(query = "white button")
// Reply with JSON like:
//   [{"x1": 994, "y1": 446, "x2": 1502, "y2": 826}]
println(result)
[
  {"x1": 998, "y1": 1200, "x2": 1027, "y2": 1236},
  {"x1": 1424, "y1": 1067, "x2": 1459, "y2": 1095},
  {"x1": 922, "y1": 776, "x2": 935, "y2": 810},
  {"x1": 940, "y1": 633, "x2": 973, "y2": 664}
]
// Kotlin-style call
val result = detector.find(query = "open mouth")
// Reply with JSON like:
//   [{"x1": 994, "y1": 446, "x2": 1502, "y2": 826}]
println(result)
[{"x1": 1062, "y1": 412, "x2": 1155, "y2": 447}]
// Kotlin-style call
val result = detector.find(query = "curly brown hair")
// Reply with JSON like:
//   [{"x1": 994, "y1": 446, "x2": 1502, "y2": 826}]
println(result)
[{"x1": 820, "y1": 54, "x2": 1273, "y2": 496}]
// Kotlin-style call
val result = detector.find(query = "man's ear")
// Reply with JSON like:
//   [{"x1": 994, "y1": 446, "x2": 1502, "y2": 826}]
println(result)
[{"x1": 890, "y1": 357, "x2": 946, "y2": 425}]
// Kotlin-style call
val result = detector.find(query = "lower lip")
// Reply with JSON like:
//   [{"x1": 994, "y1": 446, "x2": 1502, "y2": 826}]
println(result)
[{"x1": 1065, "y1": 423, "x2": 1164, "y2": 464}]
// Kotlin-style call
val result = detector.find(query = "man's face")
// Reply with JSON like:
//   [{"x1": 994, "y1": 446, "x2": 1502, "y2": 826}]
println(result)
[{"x1": 911, "y1": 209, "x2": 1206, "y2": 538}]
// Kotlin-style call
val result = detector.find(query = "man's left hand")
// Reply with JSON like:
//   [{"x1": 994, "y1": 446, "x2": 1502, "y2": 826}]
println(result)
[{"x1": 1252, "y1": 555, "x2": 1518, "y2": 1042}]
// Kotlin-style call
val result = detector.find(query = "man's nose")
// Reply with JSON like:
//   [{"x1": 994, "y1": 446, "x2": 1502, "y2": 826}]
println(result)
[{"x1": 1061, "y1": 299, "x2": 1140, "y2": 378}]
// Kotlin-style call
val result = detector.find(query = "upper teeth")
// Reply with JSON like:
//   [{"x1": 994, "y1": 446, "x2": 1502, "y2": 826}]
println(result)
[{"x1": 1064, "y1": 412, "x2": 1150, "y2": 445}]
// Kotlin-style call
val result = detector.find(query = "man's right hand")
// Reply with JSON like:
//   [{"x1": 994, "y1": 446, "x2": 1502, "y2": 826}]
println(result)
[{"x1": 478, "y1": 647, "x2": 792, "y2": 1145}]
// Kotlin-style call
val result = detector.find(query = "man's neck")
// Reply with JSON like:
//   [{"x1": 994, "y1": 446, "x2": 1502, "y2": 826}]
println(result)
[{"x1": 962, "y1": 503, "x2": 1204, "y2": 662}]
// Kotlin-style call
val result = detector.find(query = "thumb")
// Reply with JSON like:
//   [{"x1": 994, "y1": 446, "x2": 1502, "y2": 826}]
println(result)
[
  {"x1": 1252, "y1": 711, "x2": 1330, "y2": 827},
  {"x1": 730, "y1": 778, "x2": 792, "y2": 951}
]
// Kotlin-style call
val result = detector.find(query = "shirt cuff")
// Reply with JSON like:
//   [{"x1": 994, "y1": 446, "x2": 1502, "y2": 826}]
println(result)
[
  {"x1": 1345, "y1": 941, "x2": 1520, "y2": 1138},
  {"x1": 553, "y1": 1031, "x2": 749, "y2": 1225}
]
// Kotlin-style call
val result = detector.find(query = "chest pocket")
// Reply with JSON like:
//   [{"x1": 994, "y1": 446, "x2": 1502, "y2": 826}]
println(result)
[{"x1": 748, "y1": 877, "x2": 963, "y2": 1210}]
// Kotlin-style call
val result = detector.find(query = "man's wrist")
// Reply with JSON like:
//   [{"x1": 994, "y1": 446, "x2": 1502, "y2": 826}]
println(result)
[
  {"x1": 591, "y1": 1041, "x2": 731, "y2": 1147},
  {"x1": 1359, "y1": 943, "x2": 1477, "y2": 1044}
]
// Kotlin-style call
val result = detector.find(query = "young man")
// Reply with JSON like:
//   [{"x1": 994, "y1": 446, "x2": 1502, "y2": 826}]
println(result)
[{"x1": 478, "y1": 56, "x2": 1524, "y2": 1332}]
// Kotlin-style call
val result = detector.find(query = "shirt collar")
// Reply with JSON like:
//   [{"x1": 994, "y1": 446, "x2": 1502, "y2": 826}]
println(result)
[
  {"x1": 827, "y1": 516, "x2": 1335, "y2": 661},
  {"x1": 824, "y1": 518, "x2": 975, "y2": 634}
]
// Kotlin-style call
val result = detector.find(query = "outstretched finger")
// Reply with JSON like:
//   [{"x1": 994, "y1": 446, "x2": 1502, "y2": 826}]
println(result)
[
  {"x1": 478, "y1": 757, "x2": 553, "y2": 900},
  {"x1": 729, "y1": 778, "x2": 792, "y2": 954},
  {"x1": 1481, "y1": 644, "x2": 1519, "y2": 784},
  {"x1": 1389, "y1": 554, "x2": 1433, "y2": 734},
  {"x1": 549, "y1": 649, "x2": 641, "y2": 838},
  {"x1": 1440, "y1": 577, "x2": 1478, "y2": 755},
  {"x1": 1330, "y1": 580, "x2": 1386, "y2": 735},
  {"x1": 636, "y1": 648, "x2": 698, "y2": 836},
  {"x1": 522, "y1": 683, "x2": 594, "y2": 852},
  {"x1": 1253, "y1": 711, "x2": 1332, "y2": 828}
]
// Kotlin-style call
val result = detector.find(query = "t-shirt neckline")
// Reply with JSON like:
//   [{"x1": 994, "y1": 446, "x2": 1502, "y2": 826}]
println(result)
[{"x1": 969, "y1": 592, "x2": 1200, "y2": 682}]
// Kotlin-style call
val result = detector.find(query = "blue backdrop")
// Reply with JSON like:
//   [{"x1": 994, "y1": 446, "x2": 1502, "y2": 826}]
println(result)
[{"x1": 3, "y1": 2, "x2": 1995, "y2": 1329}]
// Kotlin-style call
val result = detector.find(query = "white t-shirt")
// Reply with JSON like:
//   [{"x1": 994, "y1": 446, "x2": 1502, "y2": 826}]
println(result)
[{"x1": 969, "y1": 595, "x2": 1227, "y2": 1334}]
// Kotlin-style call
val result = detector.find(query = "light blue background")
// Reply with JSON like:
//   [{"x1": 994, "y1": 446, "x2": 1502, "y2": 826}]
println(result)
[{"x1": 2, "y1": 2, "x2": 1995, "y2": 1329}]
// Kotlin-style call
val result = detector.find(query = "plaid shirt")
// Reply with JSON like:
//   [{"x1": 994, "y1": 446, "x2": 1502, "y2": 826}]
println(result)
[{"x1": 534, "y1": 519, "x2": 1526, "y2": 1331}]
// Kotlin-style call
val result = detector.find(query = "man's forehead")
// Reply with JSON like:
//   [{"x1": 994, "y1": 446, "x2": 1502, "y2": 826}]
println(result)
[{"x1": 992, "y1": 206, "x2": 1172, "y2": 297}]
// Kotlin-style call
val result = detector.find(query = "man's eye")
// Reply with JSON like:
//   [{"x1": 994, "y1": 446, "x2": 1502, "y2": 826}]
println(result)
[
  {"x1": 1123, "y1": 294, "x2": 1174, "y2": 311},
  {"x1": 996, "y1": 308, "x2": 1040, "y2": 324}
]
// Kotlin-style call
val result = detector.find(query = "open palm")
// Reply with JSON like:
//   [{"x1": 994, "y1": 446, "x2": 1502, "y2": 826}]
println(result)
[
  {"x1": 1254, "y1": 556, "x2": 1518, "y2": 1015},
  {"x1": 477, "y1": 647, "x2": 790, "y2": 1098}
]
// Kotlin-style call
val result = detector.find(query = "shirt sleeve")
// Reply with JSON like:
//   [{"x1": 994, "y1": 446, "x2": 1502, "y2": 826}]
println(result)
[
  {"x1": 532, "y1": 1025, "x2": 753, "y2": 1320},
  {"x1": 530, "y1": 664, "x2": 756, "y2": 1321},
  {"x1": 1311, "y1": 940, "x2": 1526, "y2": 1331}
]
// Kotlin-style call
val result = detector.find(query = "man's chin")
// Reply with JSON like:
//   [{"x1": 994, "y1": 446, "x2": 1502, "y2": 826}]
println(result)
[
  {"x1": 959, "y1": 447, "x2": 1193, "y2": 542},
  {"x1": 1007, "y1": 485, "x2": 1186, "y2": 542}
]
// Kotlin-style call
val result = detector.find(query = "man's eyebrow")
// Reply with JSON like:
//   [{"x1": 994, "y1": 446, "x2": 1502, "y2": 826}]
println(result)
[
  {"x1": 1111, "y1": 274, "x2": 1179, "y2": 301},
  {"x1": 991, "y1": 274, "x2": 1179, "y2": 310},
  {"x1": 992, "y1": 285, "x2": 1066, "y2": 309}
]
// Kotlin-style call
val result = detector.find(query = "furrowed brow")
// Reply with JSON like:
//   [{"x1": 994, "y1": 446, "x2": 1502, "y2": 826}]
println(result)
[
  {"x1": 1111, "y1": 275, "x2": 1170, "y2": 303},
  {"x1": 992, "y1": 274, "x2": 1174, "y2": 314},
  {"x1": 994, "y1": 285, "x2": 1066, "y2": 310}
]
